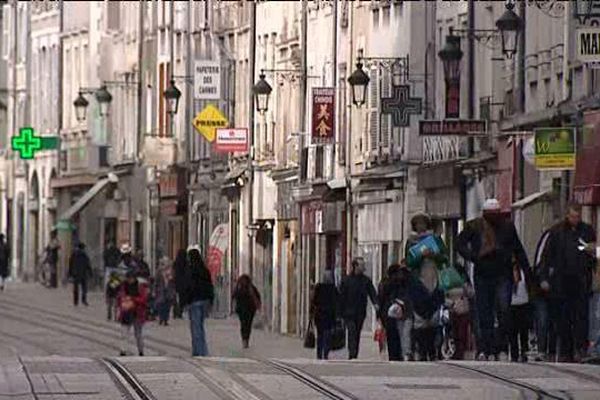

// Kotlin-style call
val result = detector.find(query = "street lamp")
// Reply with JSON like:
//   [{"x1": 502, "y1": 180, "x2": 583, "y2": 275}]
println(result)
[
  {"x1": 347, "y1": 62, "x2": 370, "y2": 108},
  {"x1": 495, "y1": 2, "x2": 523, "y2": 59},
  {"x1": 163, "y1": 79, "x2": 181, "y2": 116},
  {"x1": 438, "y1": 34, "x2": 464, "y2": 83},
  {"x1": 252, "y1": 73, "x2": 273, "y2": 114},
  {"x1": 73, "y1": 93, "x2": 89, "y2": 123},
  {"x1": 73, "y1": 85, "x2": 113, "y2": 122},
  {"x1": 95, "y1": 85, "x2": 113, "y2": 117}
]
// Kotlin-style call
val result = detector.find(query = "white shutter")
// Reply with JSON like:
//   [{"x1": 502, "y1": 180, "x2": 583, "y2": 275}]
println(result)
[
  {"x1": 308, "y1": 145, "x2": 316, "y2": 181},
  {"x1": 368, "y1": 67, "x2": 379, "y2": 154},
  {"x1": 324, "y1": 144, "x2": 333, "y2": 180},
  {"x1": 2, "y1": 4, "x2": 10, "y2": 60},
  {"x1": 381, "y1": 69, "x2": 391, "y2": 155}
]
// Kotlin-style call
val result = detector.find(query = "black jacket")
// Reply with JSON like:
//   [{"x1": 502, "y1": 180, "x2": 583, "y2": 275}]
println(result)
[
  {"x1": 0, "y1": 241, "x2": 9, "y2": 278},
  {"x1": 103, "y1": 246, "x2": 121, "y2": 269},
  {"x1": 311, "y1": 283, "x2": 338, "y2": 328},
  {"x1": 408, "y1": 276, "x2": 445, "y2": 321},
  {"x1": 181, "y1": 266, "x2": 214, "y2": 307},
  {"x1": 456, "y1": 217, "x2": 530, "y2": 279},
  {"x1": 339, "y1": 273, "x2": 377, "y2": 320},
  {"x1": 377, "y1": 271, "x2": 413, "y2": 321},
  {"x1": 68, "y1": 248, "x2": 92, "y2": 281},
  {"x1": 233, "y1": 284, "x2": 261, "y2": 316}
]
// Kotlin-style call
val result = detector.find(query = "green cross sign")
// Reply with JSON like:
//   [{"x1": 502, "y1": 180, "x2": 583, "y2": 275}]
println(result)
[{"x1": 11, "y1": 127, "x2": 60, "y2": 160}]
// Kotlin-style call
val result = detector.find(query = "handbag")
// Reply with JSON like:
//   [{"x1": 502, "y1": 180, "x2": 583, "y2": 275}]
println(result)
[
  {"x1": 303, "y1": 321, "x2": 316, "y2": 349},
  {"x1": 330, "y1": 319, "x2": 346, "y2": 351},
  {"x1": 387, "y1": 299, "x2": 406, "y2": 320},
  {"x1": 439, "y1": 266, "x2": 465, "y2": 292}
]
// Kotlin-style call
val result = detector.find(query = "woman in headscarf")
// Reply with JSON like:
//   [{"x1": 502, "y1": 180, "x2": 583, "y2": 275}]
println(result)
[
  {"x1": 232, "y1": 274, "x2": 261, "y2": 349},
  {"x1": 310, "y1": 269, "x2": 339, "y2": 360},
  {"x1": 182, "y1": 248, "x2": 214, "y2": 356},
  {"x1": 155, "y1": 256, "x2": 176, "y2": 326}
]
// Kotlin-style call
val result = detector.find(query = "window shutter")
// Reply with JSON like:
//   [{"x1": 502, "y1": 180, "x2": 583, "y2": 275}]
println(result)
[
  {"x1": 324, "y1": 144, "x2": 333, "y2": 180},
  {"x1": 368, "y1": 67, "x2": 379, "y2": 154},
  {"x1": 308, "y1": 145, "x2": 316, "y2": 181},
  {"x1": 2, "y1": 4, "x2": 11, "y2": 60},
  {"x1": 381, "y1": 68, "x2": 391, "y2": 155}
]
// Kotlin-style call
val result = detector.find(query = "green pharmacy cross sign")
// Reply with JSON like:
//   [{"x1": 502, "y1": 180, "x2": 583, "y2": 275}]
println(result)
[{"x1": 11, "y1": 127, "x2": 60, "y2": 160}]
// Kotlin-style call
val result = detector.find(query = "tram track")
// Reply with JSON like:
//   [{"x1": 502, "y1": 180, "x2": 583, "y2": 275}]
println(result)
[{"x1": 101, "y1": 357, "x2": 156, "y2": 400}]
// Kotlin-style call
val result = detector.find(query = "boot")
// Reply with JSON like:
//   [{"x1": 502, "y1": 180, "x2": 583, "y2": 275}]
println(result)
[{"x1": 242, "y1": 339, "x2": 249, "y2": 349}]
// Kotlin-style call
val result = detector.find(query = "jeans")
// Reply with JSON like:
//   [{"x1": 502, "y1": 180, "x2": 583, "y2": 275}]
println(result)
[
  {"x1": 344, "y1": 316, "x2": 365, "y2": 360},
  {"x1": 238, "y1": 311, "x2": 255, "y2": 341},
  {"x1": 120, "y1": 321, "x2": 144, "y2": 355},
  {"x1": 533, "y1": 297, "x2": 548, "y2": 354},
  {"x1": 73, "y1": 279, "x2": 88, "y2": 306},
  {"x1": 509, "y1": 303, "x2": 530, "y2": 360},
  {"x1": 557, "y1": 275, "x2": 589, "y2": 358},
  {"x1": 384, "y1": 317, "x2": 402, "y2": 361},
  {"x1": 474, "y1": 274, "x2": 512, "y2": 357},
  {"x1": 316, "y1": 325, "x2": 332, "y2": 360},
  {"x1": 189, "y1": 300, "x2": 210, "y2": 356},
  {"x1": 157, "y1": 301, "x2": 171, "y2": 323}
]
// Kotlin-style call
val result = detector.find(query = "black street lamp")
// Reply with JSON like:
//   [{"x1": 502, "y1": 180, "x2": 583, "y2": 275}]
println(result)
[
  {"x1": 252, "y1": 73, "x2": 273, "y2": 114},
  {"x1": 163, "y1": 79, "x2": 182, "y2": 116},
  {"x1": 347, "y1": 62, "x2": 370, "y2": 108},
  {"x1": 73, "y1": 92, "x2": 89, "y2": 123},
  {"x1": 438, "y1": 34, "x2": 463, "y2": 83},
  {"x1": 495, "y1": 2, "x2": 523, "y2": 59},
  {"x1": 95, "y1": 85, "x2": 113, "y2": 118},
  {"x1": 73, "y1": 85, "x2": 112, "y2": 122}
]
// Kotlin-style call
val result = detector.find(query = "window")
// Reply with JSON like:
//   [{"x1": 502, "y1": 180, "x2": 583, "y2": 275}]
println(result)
[
  {"x1": 2, "y1": 4, "x2": 10, "y2": 60},
  {"x1": 382, "y1": 6, "x2": 390, "y2": 26},
  {"x1": 372, "y1": 8, "x2": 379, "y2": 28},
  {"x1": 134, "y1": 221, "x2": 143, "y2": 254},
  {"x1": 107, "y1": 2, "x2": 120, "y2": 31},
  {"x1": 315, "y1": 145, "x2": 324, "y2": 180}
]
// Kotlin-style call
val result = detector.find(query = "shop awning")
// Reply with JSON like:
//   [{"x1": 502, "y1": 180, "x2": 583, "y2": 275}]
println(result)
[
  {"x1": 574, "y1": 110, "x2": 600, "y2": 205},
  {"x1": 57, "y1": 177, "x2": 113, "y2": 222}
]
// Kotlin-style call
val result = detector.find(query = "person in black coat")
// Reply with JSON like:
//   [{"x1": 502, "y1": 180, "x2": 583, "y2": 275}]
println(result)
[
  {"x1": 310, "y1": 269, "x2": 338, "y2": 360},
  {"x1": 172, "y1": 249, "x2": 188, "y2": 319},
  {"x1": 232, "y1": 274, "x2": 261, "y2": 349},
  {"x1": 0, "y1": 234, "x2": 10, "y2": 291},
  {"x1": 378, "y1": 264, "x2": 413, "y2": 361},
  {"x1": 339, "y1": 258, "x2": 378, "y2": 360},
  {"x1": 183, "y1": 249, "x2": 214, "y2": 356},
  {"x1": 68, "y1": 242, "x2": 92, "y2": 306}
]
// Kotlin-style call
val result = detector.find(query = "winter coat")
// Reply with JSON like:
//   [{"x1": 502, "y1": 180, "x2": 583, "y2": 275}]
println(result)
[
  {"x1": 0, "y1": 241, "x2": 9, "y2": 278},
  {"x1": 456, "y1": 217, "x2": 530, "y2": 280},
  {"x1": 543, "y1": 220, "x2": 597, "y2": 297},
  {"x1": 155, "y1": 268, "x2": 176, "y2": 305},
  {"x1": 233, "y1": 284, "x2": 261, "y2": 316},
  {"x1": 377, "y1": 270, "x2": 413, "y2": 321},
  {"x1": 180, "y1": 265, "x2": 214, "y2": 307},
  {"x1": 408, "y1": 276, "x2": 445, "y2": 322},
  {"x1": 310, "y1": 283, "x2": 338, "y2": 329},
  {"x1": 103, "y1": 246, "x2": 121, "y2": 269},
  {"x1": 339, "y1": 273, "x2": 377, "y2": 320},
  {"x1": 68, "y1": 248, "x2": 92, "y2": 282},
  {"x1": 117, "y1": 280, "x2": 149, "y2": 325}
]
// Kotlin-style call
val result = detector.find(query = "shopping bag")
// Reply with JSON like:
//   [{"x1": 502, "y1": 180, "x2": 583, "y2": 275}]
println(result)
[
  {"x1": 331, "y1": 319, "x2": 346, "y2": 351},
  {"x1": 439, "y1": 266, "x2": 465, "y2": 292},
  {"x1": 407, "y1": 235, "x2": 441, "y2": 270},
  {"x1": 373, "y1": 325, "x2": 386, "y2": 353},
  {"x1": 303, "y1": 321, "x2": 316, "y2": 349}
]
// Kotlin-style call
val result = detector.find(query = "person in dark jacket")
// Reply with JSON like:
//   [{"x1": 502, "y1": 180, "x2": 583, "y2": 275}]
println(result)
[
  {"x1": 541, "y1": 204, "x2": 596, "y2": 362},
  {"x1": 0, "y1": 234, "x2": 10, "y2": 291},
  {"x1": 117, "y1": 270, "x2": 149, "y2": 356},
  {"x1": 232, "y1": 274, "x2": 261, "y2": 349},
  {"x1": 45, "y1": 230, "x2": 60, "y2": 288},
  {"x1": 172, "y1": 249, "x2": 188, "y2": 319},
  {"x1": 378, "y1": 264, "x2": 413, "y2": 361},
  {"x1": 310, "y1": 270, "x2": 338, "y2": 359},
  {"x1": 68, "y1": 242, "x2": 92, "y2": 306},
  {"x1": 456, "y1": 198, "x2": 530, "y2": 361},
  {"x1": 182, "y1": 248, "x2": 214, "y2": 356},
  {"x1": 339, "y1": 258, "x2": 378, "y2": 359}
]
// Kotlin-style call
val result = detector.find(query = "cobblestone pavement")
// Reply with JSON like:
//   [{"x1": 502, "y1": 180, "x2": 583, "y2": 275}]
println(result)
[{"x1": 1, "y1": 283, "x2": 600, "y2": 399}]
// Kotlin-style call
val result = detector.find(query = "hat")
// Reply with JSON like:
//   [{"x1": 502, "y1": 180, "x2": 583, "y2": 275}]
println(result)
[
  {"x1": 187, "y1": 244, "x2": 201, "y2": 254},
  {"x1": 482, "y1": 198, "x2": 501, "y2": 212},
  {"x1": 120, "y1": 243, "x2": 132, "y2": 254}
]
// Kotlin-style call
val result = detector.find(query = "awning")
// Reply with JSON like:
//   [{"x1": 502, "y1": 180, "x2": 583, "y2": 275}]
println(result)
[
  {"x1": 511, "y1": 190, "x2": 553, "y2": 209},
  {"x1": 58, "y1": 177, "x2": 112, "y2": 221},
  {"x1": 574, "y1": 110, "x2": 600, "y2": 205}
]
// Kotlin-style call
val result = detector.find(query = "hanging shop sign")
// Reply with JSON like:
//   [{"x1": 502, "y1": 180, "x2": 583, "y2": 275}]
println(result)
[
  {"x1": 311, "y1": 87, "x2": 335, "y2": 143},
  {"x1": 534, "y1": 127, "x2": 576, "y2": 170},
  {"x1": 381, "y1": 85, "x2": 423, "y2": 128},
  {"x1": 194, "y1": 60, "x2": 221, "y2": 100},
  {"x1": 214, "y1": 128, "x2": 248, "y2": 153},
  {"x1": 192, "y1": 104, "x2": 228, "y2": 142},
  {"x1": 419, "y1": 119, "x2": 487, "y2": 136},
  {"x1": 577, "y1": 28, "x2": 600, "y2": 66}
]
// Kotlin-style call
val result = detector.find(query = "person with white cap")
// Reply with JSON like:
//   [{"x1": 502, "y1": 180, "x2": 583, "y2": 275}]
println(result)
[{"x1": 456, "y1": 198, "x2": 530, "y2": 361}]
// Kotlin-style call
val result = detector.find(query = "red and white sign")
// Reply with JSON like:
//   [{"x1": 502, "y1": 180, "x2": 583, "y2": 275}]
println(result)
[
  {"x1": 214, "y1": 128, "x2": 248, "y2": 153},
  {"x1": 206, "y1": 223, "x2": 229, "y2": 282}
]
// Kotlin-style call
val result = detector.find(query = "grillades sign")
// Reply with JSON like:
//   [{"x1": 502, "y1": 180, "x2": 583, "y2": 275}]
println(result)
[
  {"x1": 419, "y1": 120, "x2": 486, "y2": 136},
  {"x1": 311, "y1": 87, "x2": 335, "y2": 143}
]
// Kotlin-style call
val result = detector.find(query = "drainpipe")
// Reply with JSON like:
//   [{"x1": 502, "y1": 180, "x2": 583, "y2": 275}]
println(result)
[
  {"x1": 248, "y1": 1, "x2": 256, "y2": 277},
  {"x1": 518, "y1": 0, "x2": 526, "y2": 201},
  {"x1": 137, "y1": 2, "x2": 144, "y2": 158}
]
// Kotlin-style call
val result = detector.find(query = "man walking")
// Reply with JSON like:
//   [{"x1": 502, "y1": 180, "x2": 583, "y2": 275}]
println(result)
[
  {"x1": 103, "y1": 241, "x2": 121, "y2": 286},
  {"x1": 542, "y1": 204, "x2": 596, "y2": 362},
  {"x1": 456, "y1": 199, "x2": 530, "y2": 361},
  {"x1": 0, "y1": 234, "x2": 10, "y2": 291},
  {"x1": 339, "y1": 258, "x2": 378, "y2": 360},
  {"x1": 45, "y1": 230, "x2": 60, "y2": 288},
  {"x1": 68, "y1": 242, "x2": 92, "y2": 306}
]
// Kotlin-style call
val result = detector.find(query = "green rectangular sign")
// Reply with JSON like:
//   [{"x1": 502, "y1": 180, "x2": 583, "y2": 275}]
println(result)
[{"x1": 534, "y1": 127, "x2": 576, "y2": 170}]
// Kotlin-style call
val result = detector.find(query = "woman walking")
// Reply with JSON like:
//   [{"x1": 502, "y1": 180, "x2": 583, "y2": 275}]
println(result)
[
  {"x1": 310, "y1": 270, "x2": 338, "y2": 360},
  {"x1": 155, "y1": 257, "x2": 176, "y2": 326},
  {"x1": 182, "y1": 248, "x2": 214, "y2": 356},
  {"x1": 173, "y1": 249, "x2": 188, "y2": 319},
  {"x1": 117, "y1": 271, "x2": 149, "y2": 356},
  {"x1": 232, "y1": 274, "x2": 261, "y2": 349}
]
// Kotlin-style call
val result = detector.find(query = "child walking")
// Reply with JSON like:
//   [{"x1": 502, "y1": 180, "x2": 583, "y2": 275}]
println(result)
[{"x1": 117, "y1": 271, "x2": 149, "y2": 356}]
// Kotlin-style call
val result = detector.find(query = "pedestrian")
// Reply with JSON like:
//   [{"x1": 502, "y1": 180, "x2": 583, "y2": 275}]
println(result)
[
  {"x1": 377, "y1": 263, "x2": 413, "y2": 361},
  {"x1": 310, "y1": 270, "x2": 338, "y2": 359},
  {"x1": 509, "y1": 259, "x2": 531, "y2": 363},
  {"x1": 181, "y1": 248, "x2": 214, "y2": 356},
  {"x1": 339, "y1": 258, "x2": 378, "y2": 360},
  {"x1": 456, "y1": 198, "x2": 530, "y2": 361},
  {"x1": 232, "y1": 274, "x2": 262, "y2": 349},
  {"x1": 119, "y1": 244, "x2": 138, "y2": 274},
  {"x1": 155, "y1": 257, "x2": 175, "y2": 326},
  {"x1": 117, "y1": 271, "x2": 149, "y2": 356},
  {"x1": 103, "y1": 240, "x2": 121, "y2": 288},
  {"x1": 0, "y1": 234, "x2": 9, "y2": 291},
  {"x1": 134, "y1": 248, "x2": 151, "y2": 280},
  {"x1": 173, "y1": 249, "x2": 188, "y2": 319},
  {"x1": 106, "y1": 271, "x2": 121, "y2": 321},
  {"x1": 45, "y1": 230, "x2": 60, "y2": 288},
  {"x1": 542, "y1": 203, "x2": 596, "y2": 363},
  {"x1": 104, "y1": 241, "x2": 121, "y2": 320},
  {"x1": 68, "y1": 242, "x2": 92, "y2": 306}
]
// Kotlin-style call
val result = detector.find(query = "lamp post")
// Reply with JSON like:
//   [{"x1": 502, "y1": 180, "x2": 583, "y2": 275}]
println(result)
[
  {"x1": 163, "y1": 79, "x2": 182, "y2": 116},
  {"x1": 252, "y1": 73, "x2": 273, "y2": 114},
  {"x1": 73, "y1": 85, "x2": 113, "y2": 123},
  {"x1": 347, "y1": 62, "x2": 369, "y2": 108},
  {"x1": 495, "y1": 2, "x2": 523, "y2": 60}
]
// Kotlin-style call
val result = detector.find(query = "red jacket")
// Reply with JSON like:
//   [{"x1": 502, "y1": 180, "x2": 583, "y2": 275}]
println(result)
[{"x1": 117, "y1": 280, "x2": 149, "y2": 324}]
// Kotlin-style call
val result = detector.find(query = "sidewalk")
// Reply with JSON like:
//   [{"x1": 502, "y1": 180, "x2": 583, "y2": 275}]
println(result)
[{"x1": 1, "y1": 283, "x2": 382, "y2": 361}]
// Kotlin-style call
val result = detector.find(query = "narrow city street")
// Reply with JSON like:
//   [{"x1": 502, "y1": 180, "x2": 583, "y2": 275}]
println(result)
[{"x1": 1, "y1": 284, "x2": 600, "y2": 399}]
